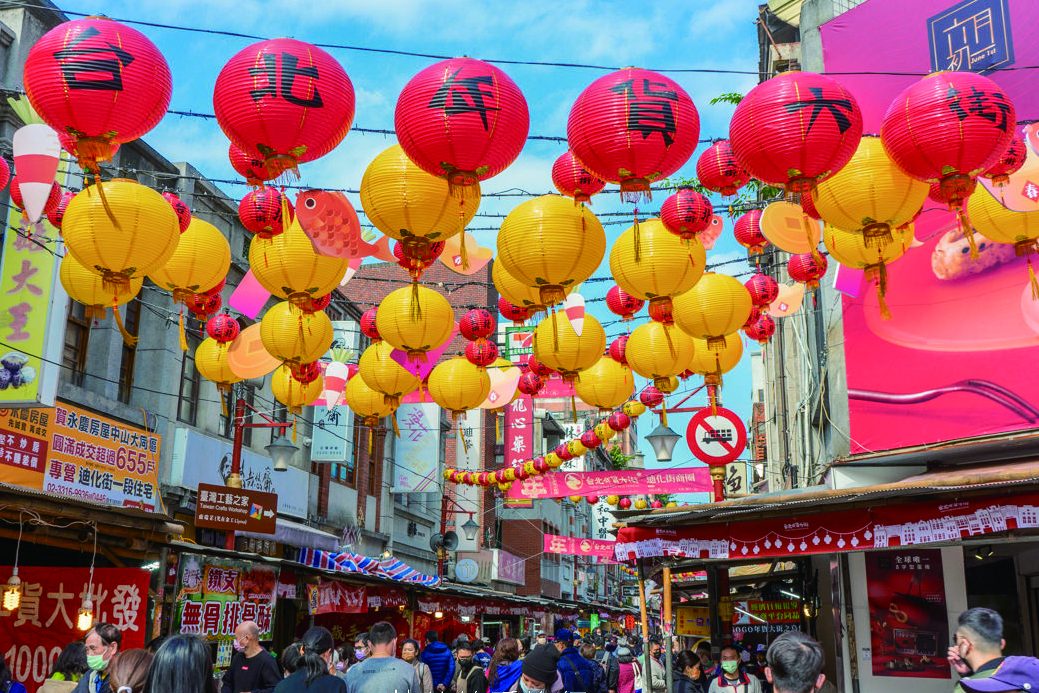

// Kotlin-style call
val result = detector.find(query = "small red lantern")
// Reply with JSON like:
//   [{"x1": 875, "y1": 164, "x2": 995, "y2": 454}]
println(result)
[
  {"x1": 744, "y1": 305, "x2": 763, "y2": 329},
  {"x1": 552, "y1": 150, "x2": 606, "y2": 203},
  {"x1": 517, "y1": 371, "x2": 544, "y2": 396},
  {"x1": 983, "y1": 130, "x2": 1027, "y2": 187},
  {"x1": 360, "y1": 308, "x2": 380, "y2": 341},
  {"x1": 651, "y1": 500, "x2": 664, "y2": 509},
  {"x1": 459, "y1": 309, "x2": 496, "y2": 341},
  {"x1": 239, "y1": 188, "x2": 290, "y2": 238},
  {"x1": 640, "y1": 386, "x2": 663, "y2": 408},
  {"x1": 526, "y1": 356, "x2": 554, "y2": 379},
  {"x1": 568, "y1": 68, "x2": 699, "y2": 200},
  {"x1": 186, "y1": 291, "x2": 222, "y2": 321},
  {"x1": 605, "y1": 286, "x2": 644, "y2": 321},
  {"x1": 214, "y1": 39, "x2": 355, "y2": 178},
  {"x1": 744, "y1": 313, "x2": 776, "y2": 346},
  {"x1": 163, "y1": 191, "x2": 192, "y2": 233},
  {"x1": 393, "y1": 240, "x2": 445, "y2": 282},
  {"x1": 465, "y1": 340, "x2": 499, "y2": 368},
  {"x1": 745, "y1": 272, "x2": 779, "y2": 307},
  {"x1": 46, "y1": 189, "x2": 74, "y2": 229},
  {"x1": 648, "y1": 297, "x2": 675, "y2": 325},
  {"x1": 298, "y1": 294, "x2": 331, "y2": 314},
  {"x1": 556, "y1": 443, "x2": 574, "y2": 461},
  {"x1": 24, "y1": 18, "x2": 172, "y2": 172},
  {"x1": 733, "y1": 209, "x2": 768, "y2": 255},
  {"x1": 206, "y1": 313, "x2": 240, "y2": 343},
  {"x1": 730, "y1": 72, "x2": 863, "y2": 193},
  {"x1": 291, "y1": 361, "x2": 322, "y2": 385},
  {"x1": 533, "y1": 457, "x2": 549, "y2": 473},
  {"x1": 0, "y1": 158, "x2": 9, "y2": 192},
  {"x1": 394, "y1": 57, "x2": 529, "y2": 185},
  {"x1": 580, "y1": 430, "x2": 602, "y2": 449},
  {"x1": 608, "y1": 412, "x2": 631, "y2": 431},
  {"x1": 660, "y1": 188, "x2": 713, "y2": 241},
  {"x1": 618, "y1": 497, "x2": 632, "y2": 510},
  {"x1": 788, "y1": 252, "x2": 828, "y2": 291},
  {"x1": 608, "y1": 335, "x2": 629, "y2": 365},
  {"x1": 229, "y1": 143, "x2": 275, "y2": 187},
  {"x1": 498, "y1": 297, "x2": 531, "y2": 326},
  {"x1": 586, "y1": 495, "x2": 600, "y2": 505},
  {"x1": 695, "y1": 140, "x2": 750, "y2": 196}
]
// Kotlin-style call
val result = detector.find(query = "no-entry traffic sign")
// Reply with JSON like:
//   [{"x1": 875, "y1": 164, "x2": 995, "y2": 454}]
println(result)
[{"x1": 685, "y1": 406, "x2": 747, "y2": 465}]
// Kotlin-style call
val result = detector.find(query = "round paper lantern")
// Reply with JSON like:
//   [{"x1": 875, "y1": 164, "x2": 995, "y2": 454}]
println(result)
[
  {"x1": 744, "y1": 313, "x2": 776, "y2": 346},
  {"x1": 360, "y1": 308, "x2": 380, "y2": 341},
  {"x1": 574, "y1": 357, "x2": 635, "y2": 411},
  {"x1": 813, "y1": 137, "x2": 929, "y2": 246},
  {"x1": 229, "y1": 143, "x2": 275, "y2": 187},
  {"x1": 660, "y1": 188, "x2": 714, "y2": 241},
  {"x1": 552, "y1": 150, "x2": 606, "y2": 202},
  {"x1": 968, "y1": 185, "x2": 1039, "y2": 297},
  {"x1": 608, "y1": 412, "x2": 631, "y2": 431},
  {"x1": 640, "y1": 386, "x2": 664, "y2": 408},
  {"x1": 517, "y1": 371, "x2": 543, "y2": 396},
  {"x1": 395, "y1": 57, "x2": 529, "y2": 185},
  {"x1": 545, "y1": 453, "x2": 564, "y2": 469},
  {"x1": 459, "y1": 309, "x2": 496, "y2": 341},
  {"x1": 695, "y1": 140, "x2": 750, "y2": 196},
  {"x1": 162, "y1": 192, "x2": 191, "y2": 233},
  {"x1": 625, "y1": 321, "x2": 695, "y2": 390},
  {"x1": 745, "y1": 273, "x2": 779, "y2": 307},
  {"x1": 526, "y1": 356, "x2": 554, "y2": 379},
  {"x1": 608, "y1": 334, "x2": 629, "y2": 365},
  {"x1": 393, "y1": 239, "x2": 446, "y2": 282},
  {"x1": 358, "y1": 340, "x2": 420, "y2": 407},
  {"x1": 374, "y1": 285, "x2": 454, "y2": 362},
  {"x1": 185, "y1": 291, "x2": 222, "y2": 322},
  {"x1": 532, "y1": 312, "x2": 605, "y2": 380},
  {"x1": 787, "y1": 253, "x2": 829, "y2": 291},
  {"x1": 566, "y1": 440, "x2": 587, "y2": 458},
  {"x1": 59, "y1": 254, "x2": 142, "y2": 320},
  {"x1": 733, "y1": 209, "x2": 768, "y2": 255},
  {"x1": 273, "y1": 363, "x2": 323, "y2": 414},
  {"x1": 291, "y1": 361, "x2": 322, "y2": 386},
  {"x1": 586, "y1": 495, "x2": 600, "y2": 505},
  {"x1": 46, "y1": 189, "x2": 74, "y2": 229},
  {"x1": 618, "y1": 497, "x2": 633, "y2": 510},
  {"x1": 493, "y1": 259, "x2": 552, "y2": 313},
  {"x1": 63, "y1": 179, "x2": 180, "y2": 293},
  {"x1": 609, "y1": 218, "x2": 706, "y2": 319},
  {"x1": 824, "y1": 223, "x2": 913, "y2": 318},
  {"x1": 634, "y1": 499, "x2": 648, "y2": 510},
  {"x1": 730, "y1": 71, "x2": 863, "y2": 193},
  {"x1": 260, "y1": 301, "x2": 334, "y2": 364},
  {"x1": 148, "y1": 216, "x2": 231, "y2": 302},
  {"x1": 214, "y1": 38, "x2": 355, "y2": 177},
  {"x1": 345, "y1": 373, "x2": 396, "y2": 426},
  {"x1": 248, "y1": 218, "x2": 349, "y2": 303},
  {"x1": 497, "y1": 194, "x2": 606, "y2": 307},
  {"x1": 984, "y1": 130, "x2": 1027, "y2": 186},
  {"x1": 673, "y1": 273, "x2": 754, "y2": 349},
  {"x1": 206, "y1": 313, "x2": 240, "y2": 343},
  {"x1": 195, "y1": 338, "x2": 242, "y2": 397},
  {"x1": 428, "y1": 357, "x2": 491, "y2": 417},
  {"x1": 239, "y1": 188, "x2": 291, "y2": 238},
  {"x1": 0, "y1": 157, "x2": 8, "y2": 192},
  {"x1": 580, "y1": 430, "x2": 602, "y2": 450},
  {"x1": 606, "y1": 495, "x2": 620, "y2": 506},
  {"x1": 623, "y1": 400, "x2": 647, "y2": 418},
  {"x1": 8, "y1": 177, "x2": 60, "y2": 215},
  {"x1": 465, "y1": 340, "x2": 499, "y2": 368},
  {"x1": 24, "y1": 18, "x2": 171, "y2": 171},
  {"x1": 568, "y1": 68, "x2": 700, "y2": 198},
  {"x1": 605, "y1": 285, "x2": 644, "y2": 321},
  {"x1": 498, "y1": 297, "x2": 531, "y2": 326},
  {"x1": 688, "y1": 334, "x2": 743, "y2": 410}
]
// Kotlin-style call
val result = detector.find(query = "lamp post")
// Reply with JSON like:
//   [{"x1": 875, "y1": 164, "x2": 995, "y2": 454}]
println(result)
[
  {"x1": 646, "y1": 424, "x2": 681, "y2": 462},
  {"x1": 437, "y1": 491, "x2": 478, "y2": 578}
]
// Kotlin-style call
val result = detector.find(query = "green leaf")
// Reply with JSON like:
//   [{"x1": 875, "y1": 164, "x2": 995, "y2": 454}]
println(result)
[{"x1": 709, "y1": 92, "x2": 745, "y2": 106}]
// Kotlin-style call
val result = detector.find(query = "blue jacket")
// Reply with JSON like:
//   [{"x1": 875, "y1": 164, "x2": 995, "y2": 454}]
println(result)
[
  {"x1": 421, "y1": 641, "x2": 455, "y2": 688},
  {"x1": 558, "y1": 647, "x2": 606, "y2": 693},
  {"x1": 489, "y1": 660, "x2": 523, "y2": 693}
]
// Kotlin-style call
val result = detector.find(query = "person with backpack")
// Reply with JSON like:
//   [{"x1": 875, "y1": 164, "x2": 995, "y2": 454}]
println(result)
[
  {"x1": 449, "y1": 640, "x2": 487, "y2": 693},
  {"x1": 595, "y1": 638, "x2": 619, "y2": 693},
  {"x1": 581, "y1": 644, "x2": 609, "y2": 693},
  {"x1": 615, "y1": 646, "x2": 642, "y2": 693},
  {"x1": 554, "y1": 629, "x2": 606, "y2": 693},
  {"x1": 958, "y1": 658, "x2": 1039, "y2": 692}
]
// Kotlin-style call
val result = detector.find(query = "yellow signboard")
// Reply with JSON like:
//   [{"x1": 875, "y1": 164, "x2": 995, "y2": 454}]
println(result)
[{"x1": 676, "y1": 605, "x2": 711, "y2": 637}]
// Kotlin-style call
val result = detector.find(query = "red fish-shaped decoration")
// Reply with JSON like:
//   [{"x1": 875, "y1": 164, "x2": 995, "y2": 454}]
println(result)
[{"x1": 295, "y1": 189, "x2": 395, "y2": 261}]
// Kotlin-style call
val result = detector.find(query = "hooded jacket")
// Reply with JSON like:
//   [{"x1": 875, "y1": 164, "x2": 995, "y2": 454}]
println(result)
[
  {"x1": 489, "y1": 660, "x2": 523, "y2": 693},
  {"x1": 421, "y1": 641, "x2": 456, "y2": 689}
]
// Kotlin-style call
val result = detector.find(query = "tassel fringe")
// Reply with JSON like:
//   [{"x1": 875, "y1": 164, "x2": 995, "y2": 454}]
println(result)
[
  {"x1": 113, "y1": 306, "x2": 138, "y2": 347},
  {"x1": 178, "y1": 310, "x2": 188, "y2": 352}
]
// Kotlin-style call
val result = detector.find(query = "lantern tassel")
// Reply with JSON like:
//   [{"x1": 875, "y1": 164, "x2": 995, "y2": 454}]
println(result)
[
  {"x1": 113, "y1": 306, "x2": 138, "y2": 347},
  {"x1": 368, "y1": 427, "x2": 373, "y2": 454},
  {"x1": 392, "y1": 410, "x2": 401, "y2": 438},
  {"x1": 1029, "y1": 256, "x2": 1039, "y2": 302},
  {"x1": 495, "y1": 411, "x2": 501, "y2": 441},
  {"x1": 875, "y1": 262, "x2": 891, "y2": 321},
  {"x1": 955, "y1": 204, "x2": 979, "y2": 260},
  {"x1": 551, "y1": 307, "x2": 559, "y2": 353},
  {"x1": 459, "y1": 232, "x2": 469, "y2": 271},
  {"x1": 632, "y1": 209, "x2": 642, "y2": 263},
  {"x1": 458, "y1": 422, "x2": 469, "y2": 454},
  {"x1": 178, "y1": 310, "x2": 188, "y2": 352},
  {"x1": 410, "y1": 280, "x2": 422, "y2": 321},
  {"x1": 571, "y1": 391, "x2": 578, "y2": 424},
  {"x1": 219, "y1": 387, "x2": 229, "y2": 417},
  {"x1": 280, "y1": 188, "x2": 292, "y2": 232},
  {"x1": 292, "y1": 415, "x2": 298, "y2": 443},
  {"x1": 662, "y1": 323, "x2": 676, "y2": 359},
  {"x1": 660, "y1": 399, "x2": 668, "y2": 427},
  {"x1": 93, "y1": 175, "x2": 122, "y2": 231}
]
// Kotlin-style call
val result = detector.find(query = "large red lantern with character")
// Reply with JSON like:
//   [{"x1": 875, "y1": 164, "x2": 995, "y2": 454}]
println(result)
[
  {"x1": 983, "y1": 130, "x2": 1027, "y2": 187},
  {"x1": 498, "y1": 297, "x2": 530, "y2": 326},
  {"x1": 239, "y1": 188, "x2": 291, "y2": 238},
  {"x1": 733, "y1": 209, "x2": 768, "y2": 255},
  {"x1": 660, "y1": 188, "x2": 713, "y2": 241},
  {"x1": 567, "y1": 68, "x2": 699, "y2": 200},
  {"x1": 459, "y1": 309, "x2": 496, "y2": 341},
  {"x1": 163, "y1": 192, "x2": 191, "y2": 233},
  {"x1": 394, "y1": 57, "x2": 529, "y2": 185},
  {"x1": 744, "y1": 313, "x2": 776, "y2": 345},
  {"x1": 745, "y1": 272, "x2": 779, "y2": 307},
  {"x1": 605, "y1": 286, "x2": 644, "y2": 321},
  {"x1": 206, "y1": 313, "x2": 240, "y2": 343},
  {"x1": 696, "y1": 140, "x2": 750, "y2": 196},
  {"x1": 23, "y1": 18, "x2": 172, "y2": 172},
  {"x1": 186, "y1": 291, "x2": 222, "y2": 322},
  {"x1": 214, "y1": 38, "x2": 355, "y2": 178},
  {"x1": 552, "y1": 150, "x2": 606, "y2": 203},
  {"x1": 730, "y1": 72, "x2": 862, "y2": 193}
]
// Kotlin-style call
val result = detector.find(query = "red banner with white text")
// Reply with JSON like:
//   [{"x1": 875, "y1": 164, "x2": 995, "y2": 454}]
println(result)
[
  {"x1": 543, "y1": 534, "x2": 619, "y2": 562},
  {"x1": 508, "y1": 467, "x2": 713, "y2": 501}
]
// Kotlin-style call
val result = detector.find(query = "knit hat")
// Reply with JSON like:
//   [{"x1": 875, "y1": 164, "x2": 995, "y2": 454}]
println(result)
[{"x1": 522, "y1": 644, "x2": 560, "y2": 686}]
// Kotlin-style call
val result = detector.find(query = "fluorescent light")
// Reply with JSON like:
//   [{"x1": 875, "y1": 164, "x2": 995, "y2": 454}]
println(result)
[
  {"x1": 779, "y1": 589, "x2": 801, "y2": 600},
  {"x1": 141, "y1": 562, "x2": 160, "y2": 572},
  {"x1": 734, "y1": 606, "x2": 767, "y2": 624}
]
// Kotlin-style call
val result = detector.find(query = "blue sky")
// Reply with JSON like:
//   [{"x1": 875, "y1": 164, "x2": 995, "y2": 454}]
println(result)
[{"x1": 57, "y1": 0, "x2": 763, "y2": 489}]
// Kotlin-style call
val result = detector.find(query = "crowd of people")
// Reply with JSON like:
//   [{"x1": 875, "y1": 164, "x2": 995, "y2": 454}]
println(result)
[{"x1": 3, "y1": 607, "x2": 1037, "y2": 693}]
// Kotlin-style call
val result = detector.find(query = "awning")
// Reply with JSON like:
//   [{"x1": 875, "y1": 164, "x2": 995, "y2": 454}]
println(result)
[
  {"x1": 298, "y1": 547, "x2": 441, "y2": 587},
  {"x1": 237, "y1": 517, "x2": 340, "y2": 551}
]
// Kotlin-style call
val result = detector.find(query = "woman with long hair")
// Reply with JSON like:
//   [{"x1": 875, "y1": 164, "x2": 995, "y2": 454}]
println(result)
[
  {"x1": 400, "y1": 639, "x2": 433, "y2": 693},
  {"x1": 274, "y1": 626, "x2": 345, "y2": 692},
  {"x1": 487, "y1": 637, "x2": 523, "y2": 693},
  {"x1": 108, "y1": 650, "x2": 153, "y2": 693},
  {"x1": 280, "y1": 642, "x2": 302, "y2": 677},
  {"x1": 144, "y1": 635, "x2": 213, "y2": 693},
  {"x1": 674, "y1": 650, "x2": 705, "y2": 693},
  {"x1": 40, "y1": 642, "x2": 88, "y2": 693}
]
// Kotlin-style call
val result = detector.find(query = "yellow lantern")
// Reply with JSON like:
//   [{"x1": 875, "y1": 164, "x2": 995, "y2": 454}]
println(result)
[
  {"x1": 625, "y1": 321, "x2": 695, "y2": 389},
  {"x1": 346, "y1": 374, "x2": 397, "y2": 427},
  {"x1": 195, "y1": 338, "x2": 242, "y2": 398},
  {"x1": 545, "y1": 452, "x2": 563, "y2": 468},
  {"x1": 375, "y1": 285, "x2": 454, "y2": 362},
  {"x1": 249, "y1": 218, "x2": 349, "y2": 304},
  {"x1": 497, "y1": 194, "x2": 606, "y2": 306},
  {"x1": 673, "y1": 273, "x2": 753, "y2": 350},
  {"x1": 493, "y1": 259, "x2": 554, "y2": 313},
  {"x1": 814, "y1": 136, "x2": 929, "y2": 247},
  {"x1": 62, "y1": 179, "x2": 179, "y2": 292},
  {"x1": 623, "y1": 400, "x2": 647, "y2": 418},
  {"x1": 634, "y1": 499, "x2": 648, "y2": 510},
  {"x1": 567, "y1": 439, "x2": 587, "y2": 457},
  {"x1": 59, "y1": 255, "x2": 143, "y2": 344},
  {"x1": 148, "y1": 217, "x2": 230, "y2": 302},
  {"x1": 532, "y1": 312, "x2": 605, "y2": 380},
  {"x1": 594, "y1": 422, "x2": 616, "y2": 442},
  {"x1": 260, "y1": 301, "x2": 334, "y2": 364},
  {"x1": 573, "y1": 356, "x2": 635, "y2": 411},
  {"x1": 610, "y1": 218, "x2": 706, "y2": 318},
  {"x1": 428, "y1": 357, "x2": 491, "y2": 417},
  {"x1": 606, "y1": 495, "x2": 620, "y2": 506},
  {"x1": 824, "y1": 223, "x2": 914, "y2": 319},
  {"x1": 358, "y1": 341, "x2": 420, "y2": 407},
  {"x1": 271, "y1": 363, "x2": 323, "y2": 414},
  {"x1": 967, "y1": 185, "x2": 1039, "y2": 299},
  {"x1": 569, "y1": 495, "x2": 583, "y2": 503},
  {"x1": 688, "y1": 334, "x2": 743, "y2": 410}
]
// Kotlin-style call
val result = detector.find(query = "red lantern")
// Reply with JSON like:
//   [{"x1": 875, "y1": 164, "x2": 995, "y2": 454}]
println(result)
[
  {"x1": 730, "y1": 72, "x2": 862, "y2": 193},
  {"x1": 239, "y1": 188, "x2": 290, "y2": 238},
  {"x1": 498, "y1": 297, "x2": 531, "y2": 326},
  {"x1": 526, "y1": 356, "x2": 554, "y2": 379},
  {"x1": 163, "y1": 192, "x2": 192, "y2": 233},
  {"x1": 788, "y1": 252, "x2": 828, "y2": 290},
  {"x1": 552, "y1": 150, "x2": 606, "y2": 203},
  {"x1": 459, "y1": 309, "x2": 496, "y2": 341},
  {"x1": 556, "y1": 443, "x2": 574, "y2": 461},
  {"x1": 744, "y1": 313, "x2": 776, "y2": 345},
  {"x1": 229, "y1": 143, "x2": 275, "y2": 187},
  {"x1": 586, "y1": 495, "x2": 600, "y2": 505},
  {"x1": 618, "y1": 497, "x2": 632, "y2": 510},
  {"x1": 24, "y1": 18, "x2": 171, "y2": 172},
  {"x1": 640, "y1": 386, "x2": 663, "y2": 408},
  {"x1": 983, "y1": 130, "x2": 1027, "y2": 187},
  {"x1": 360, "y1": 308, "x2": 380, "y2": 341},
  {"x1": 533, "y1": 457, "x2": 549, "y2": 473},
  {"x1": 568, "y1": 68, "x2": 700, "y2": 200},
  {"x1": 660, "y1": 188, "x2": 714, "y2": 241},
  {"x1": 185, "y1": 291, "x2": 222, "y2": 321},
  {"x1": 0, "y1": 158, "x2": 9, "y2": 192},
  {"x1": 392, "y1": 240, "x2": 445, "y2": 282},
  {"x1": 517, "y1": 372, "x2": 543, "y2": 396},
  {"x1": 648, "y1": 298, "x2": 675, "y2": 326},
  {"x1": 605, "y1": 286, "x2": 644, "y2": 321},
  {"x1": 581, "y1": 430, "x2": 602, "y2": 449},
  {"x1": 214, "y1": 39, "x2": 355, "y2": 178},
  {"x1": 206, "y1": 313, "x2": 240, "y2": 343},
  {"x1": 745, "y1": 272, "x2": 779, "y2": 307},
  {"x1": 744, "y1": 305, "x2": 762, "y2": 329},
  {"x1": 651, "y1": 500, "x2": 664, "y2": 509},
  {"x1": 608, "y1": 335, "x2": 629, "y2": 365},
  {"x1": 465, "y1": 340, "x2": 499, "y2": 368},
  {"x1": 733, "y1": 209, "x2": 768, "y2": 255},
  {"x1": 46, "y1": 189, "x2": 74, "y2": 229},
  {"x1": 298, "y1": 294, "x2": 331, "y2": 314},
  {"x1": 608, "y1": 412, "x2": 631, "y2": 431},
  {"x1": 292, "y1": 361, "x2": 322, "y2": 385},
  {"x1": 205, "y1": 278, "x2": 226, "y2": 297},
  {"x1": 695, "y1": 140, "x2": 749, "y2": 196},
  {"x1": 394, "y1": 57, "x2": 529, "y2": 185}
]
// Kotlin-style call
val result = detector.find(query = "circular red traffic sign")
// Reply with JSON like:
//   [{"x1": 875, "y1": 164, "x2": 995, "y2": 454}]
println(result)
[{"x1": 685, "y1": 406, "x2": 747, "y2": 465}]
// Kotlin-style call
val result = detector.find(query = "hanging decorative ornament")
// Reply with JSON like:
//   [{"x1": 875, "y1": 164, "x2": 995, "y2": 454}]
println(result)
[
  {"x1": 11, "y1": 178, "x2": 61, "y2": 222},
  {"x1": 640, "y1": 386, "x2": 664, "y2": 408},
  {"x1": 982, "y1": 130, "x2": 1027, "y2": 187},
  {"x1": 459, "y1": 309, "x2": 496, "y2": 342},
  {"x1": 161, "y1": 191, "x2": 192, "y2": 233},
  {"x1": 695, "y1": 140, "x2": 750, "y2": 196},
  {"x1": 59, "y1": 255, "x2": 142, "y2": 346},
  {"x1": 605, "y1": 286, "x2": 644, "y2": 322},
  {"x1": 745, "y1": 273, "x2": 779, "y2": 308},
  {"x1": 532, "y1": 312, "x2": 605, "y2": 382},
  {"x1": 374, "y1": 285, "x2": 454, "y2": 362},
  {"x1": 248, "y1": 218, "x2": 349, "y2": 304},
  {"x1": 214, "y1": 38, "x2": 355, "y2": 179},
  {"x1": 297, "y1": 293, "x2": 331, "y2": 314},
  {"x1": 733, "y1": 209, "x2": 768, "y2": 256},
  {"x1": 229, "y1": 143, "x2": 275, "y2": 187},
  {"x1": 672, "y1": 272, "x2": 754, "y2": 350},
  {"x1": 743, "y1": 313, "x2": 776, "y2": 346},
  {"x1": 322, "y1": 349, "x2": 354, "y2": 408},
  {"x1": 428, "y1": 357, "x2": 492, "y2": 418},
  {"x1": 660, "y1": 188, "x2": 714, "y2": 241},
  {"x1": 552, "y1": 150, "x2": 606, "y2": 203},
  {"x1": 346, "y1": 374, "x2": 396, "y2": 429},
  {"x1": 625, "y1": 321, "x2": 695, "y2": 391},
  {"x1": 260, "y1": 300, "x2": 334, "y2": 365},
  {"x1": 526, "y1": 356, "x2": 554, "y2": 379},
  {"x1": 580, "y1": 430, "x2": 603, "y2": 450},
  {"x1": 394, "y1": 57, "x2": 529, "y2": 186},
  {"x1": 290, "y1": 361, "x2": 322, "y2": 386},
  {"x1": 360, "y1": 307, "x2": 381, "y2": 342},
  {"x1": 195, "y1": 338, "x2": 243, "y2": 401},
  {"x1": 185, "y1": 291, "x2": 222, "y2": 323},
  {"x1": 688, "y1": 334, "x2": 743, "y2": 411},
  {"x1": 623, "y1": 399, "x2": 647, "y2": 418},
  {"x1": 46, "y1": 190, "x2": 74, "y2": 230},
  {"x1": 0, "y1": 157, "x2": 9, "y2": 192},
  {"x1": 206, "y1": 313, "x2": 240, "y2": 343},
  {"x1": 760, "y1": 201, "x2": 823, "y2": 254},
  {"x1": 498, "y1": 297, "x2": 531, "y2": 326},
  {"x1": 618, "y1": 497, "x2": 633, "y2": 510},
  {"x1": 272, "y1": 363, "x2": 323, "y2": 415},
  {"x1": 239, "y1": 188, "x2": 291, "y2": 238},
  {"x1": 497, "y1": 194, "x2": 606, "y2": 308},
  {"x1": 393, "y1": 240, "x2": 446, "y2": 281},
  {"x1": 573, "y1": 357, "x2": 635, "y2": 411},
  {"x1": 517, "y1": 371, "x2": 544, "y2": 396},
  {"x1": 824, "y1": 223, "x2": 913, "y2": 318},
  {"x1": 608, "y1": 411, "x2": 631, "y2": 431},
  {"x1": 567, "y1": 68, "x2": 700, "y2": 200},
  {"x1": 967, "y1": 184, "x2": 1039, "y2": 299},
  {"x1": 787, "y1": 252, "x2": 829, "y2": 298},
  {"x1": 12, "y1": 124, "x2": 61, "y2": 225},
  {"x1": 24, "y1": 18, "x2": 172, "y2": 172},
  {"x1": 608, "y1": 335, "x2": 629, "y2": 365},
  {"x1": 881, "y1": 72, "x2": 1016, "y2": 256},
  {"x1": 358, "y1": 340, "x2": 421, "y2": 408},
  {"x1": 465, "y1": 340, "x2": 499, "y2": 369}
]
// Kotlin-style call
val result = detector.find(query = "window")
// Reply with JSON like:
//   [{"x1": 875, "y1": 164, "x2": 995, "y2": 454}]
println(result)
[
  {"x1": 117, "y1": 300, "x2": 141, "y2": 403},
  {"x1": 63, "y1": 302, "x2": 91, "y2": 387},
  {"x1": 177, "y1": 335, "x2": 201, "y2": 425}
]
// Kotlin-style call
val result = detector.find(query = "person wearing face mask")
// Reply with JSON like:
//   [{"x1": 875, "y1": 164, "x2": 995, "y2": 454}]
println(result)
[
  {"x1": 401, "y1": 639, "x2": 434, "y2": 693},
  {"x1": 274, "y1": 627, "x2": 346, "y2": 693},
  {"x1": 518, "y1": 644, "x2": 563, "y2": 693},
  {"x1": 708, "y1": 647, "x2": 761, "y2": 693},
  {"x1": 73, "y1": 623, "x2": 122, "y2": 693},
  {"x1": 350, "y1": 634, "x2": 371, "y2": 671},
  {"x1": 449, "y1": 641, "x2": 488, "y2": 693},
  {"x1": 948, "y1": 608, "x2": 1007, "y2": 692},
  {"x1": 222, "y1": 621, "x2": 282, "y2": 693},
  {"x1": 762, "y1": 632, "x2": 826, "y2": 693},
  {"x1": 344, "y1": 621, "x2": 420, "y2": 693}
]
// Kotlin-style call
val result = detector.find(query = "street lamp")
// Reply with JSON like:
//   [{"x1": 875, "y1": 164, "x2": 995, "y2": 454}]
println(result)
[
  {"x1": 646, "y1": 424, "x2": 682, "y2": 462},
  {"x1": 461, "y1": 516, "x2": 480, "y2": 542},
  {"x1": 266, "y1": 436, "x2": 299, "y2": 472}
]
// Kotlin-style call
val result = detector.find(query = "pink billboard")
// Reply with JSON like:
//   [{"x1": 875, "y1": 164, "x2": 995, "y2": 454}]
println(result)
[{"x1": 821, "y1": 0, "x2": 1039, "y2": 452}]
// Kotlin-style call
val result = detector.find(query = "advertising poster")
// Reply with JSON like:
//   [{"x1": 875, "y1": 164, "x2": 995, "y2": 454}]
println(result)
[
  {"x1": 0, "y1": 566, "x2": 148, "y2": 693},
  {"x1": 507, "y1": 466, "x2": 712, "y2": 501},
  {"x1": 306, "y1": 581, "x2": 367, "y2": 615},
  {"x1": 392, "y1": 402, "x2": 440, "y2": 493},
  {"x1": 821, "y1": 0, "x2": 1039, "y2": 453},
  {"x1": 676, "y1": 606, "x2": 711, "y2": 637},
  {"x1": 865, "y1": 549, "x2": 951, "y2": 679},
  {"x1": 172, "y1": 554, "x2": 278, "y2": 642}
]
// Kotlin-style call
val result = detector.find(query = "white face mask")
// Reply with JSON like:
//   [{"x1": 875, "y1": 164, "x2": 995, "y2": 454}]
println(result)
[{"x1": 519, "y1": 682, "x2": 544, "y2": 693}]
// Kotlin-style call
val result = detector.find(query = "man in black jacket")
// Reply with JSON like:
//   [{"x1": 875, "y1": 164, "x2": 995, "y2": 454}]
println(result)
[{"x1": 221, "y1": 621, "x2": 282, "y2": 693}]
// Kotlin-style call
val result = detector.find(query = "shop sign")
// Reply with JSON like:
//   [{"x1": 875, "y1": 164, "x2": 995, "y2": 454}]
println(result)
[
  {"x1": 306, "y1": 581, "x2": 367, "y2": 615},
  {"x1": 367, "y1": 588, "x2": 407, "y2": 610},
  {"x1": 502, "y1": 396, "x2": 533, "y2": 508},
  {"x1": 311, "y1": 405, "x2": 353, "y2": 462},
  {"x1": 0, "y1": 566, "x2": 148, "y2": 693},
  {"x1": 172, "y1": 554, "x2": 278, "y2": 641},
  {"x1": 508, "y1": 467, "x2": 712, "y2": 501},
  {"x1": 732, "y1": 599, "x2": 801, "y2": 625},
  {"x1": 194, "y1": 483, "x2": 277, "y2": 534},
  {"x1": 454, "y1": 558, "x2": 480, "y2": 584},
  {"x1": 543, "y1": 534, "x2": 618, "y2": 563},
  {"x1": 392, "y1": 402, "x2": 440, "y2": 493},
  {"x1": 491, "y1": 548, "x2": 525, "y2": 586},
  {"x1": 0, "y1": 403, "x2": 161, "y2": 511},
  {"x1": 676, "y1": 605, "x2": 710, "y2": 637},
  {"x1": 455, "y1": 551, "x2": 493, "y2": 584}
]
